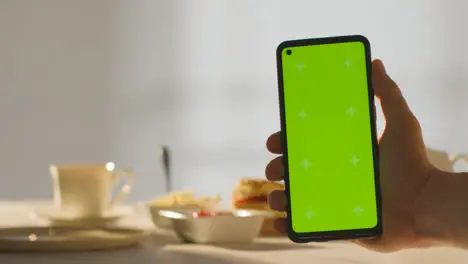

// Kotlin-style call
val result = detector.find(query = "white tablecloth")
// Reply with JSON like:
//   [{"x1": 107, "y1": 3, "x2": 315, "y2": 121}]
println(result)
[{"x1": 0, "y1": 200, "x2": 467, "y2": 264}]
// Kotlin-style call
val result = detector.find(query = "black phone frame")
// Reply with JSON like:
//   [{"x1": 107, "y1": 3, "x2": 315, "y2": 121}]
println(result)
[{"x1": 276, "y1": 35, "x2": 383, "y2": 243}]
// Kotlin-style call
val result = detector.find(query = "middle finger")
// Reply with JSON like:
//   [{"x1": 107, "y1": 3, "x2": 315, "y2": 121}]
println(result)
[{"x1": 269, "y1": 190, "x2": 286, "y2": 211}]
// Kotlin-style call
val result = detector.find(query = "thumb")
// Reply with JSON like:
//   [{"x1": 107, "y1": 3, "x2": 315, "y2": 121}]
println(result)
[{"x1": 372, "y1": 59, "x2": 415, "y2": 123}]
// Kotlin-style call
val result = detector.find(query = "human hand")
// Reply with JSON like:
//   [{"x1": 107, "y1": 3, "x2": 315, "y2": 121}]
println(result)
[{"x1": 265, "y1": 59, "x2": 436, "y2": 252}]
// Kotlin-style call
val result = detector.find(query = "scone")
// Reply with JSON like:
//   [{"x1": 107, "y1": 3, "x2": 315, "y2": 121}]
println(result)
[{"x1": 232, "y1": 178, "x2": 286, "y2": 236}]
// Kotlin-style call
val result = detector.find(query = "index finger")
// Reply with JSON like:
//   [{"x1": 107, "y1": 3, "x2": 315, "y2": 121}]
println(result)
[{"x1": 266, "y1": 131, "x2": 283, "y2": 154}]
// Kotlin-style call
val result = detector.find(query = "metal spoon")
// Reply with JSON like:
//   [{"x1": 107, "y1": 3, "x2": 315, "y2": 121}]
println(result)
[{"x1": 160, "y1": 145, "x2": 171, "y2": 192}]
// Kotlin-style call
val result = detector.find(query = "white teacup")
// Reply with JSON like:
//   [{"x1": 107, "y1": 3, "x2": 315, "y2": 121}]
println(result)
[
  {"x1": 49, "y1": 162, "x2": 134, "y2": 218},
  {"x1": 426, "y1": 148, "x2": 468, "y2": 172}
]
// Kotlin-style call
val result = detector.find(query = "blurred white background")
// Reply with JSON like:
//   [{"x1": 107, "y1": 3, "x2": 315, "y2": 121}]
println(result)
[{"x1": 1, "y1": 0, "x2": 468, "y2": 204}]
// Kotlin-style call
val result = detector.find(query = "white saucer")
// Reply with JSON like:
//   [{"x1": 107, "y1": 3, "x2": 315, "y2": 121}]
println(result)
[
  {"x1": 34, "y1": 206, "x2": 133, "y2": 226},
  {"x1": 0, "y1": 226, "x2": 147, "y2": 252}
]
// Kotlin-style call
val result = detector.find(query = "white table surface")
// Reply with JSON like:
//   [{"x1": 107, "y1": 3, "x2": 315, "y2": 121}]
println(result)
[{"x1": 0, "y1": 200, "x2": 467, "y2": 264}]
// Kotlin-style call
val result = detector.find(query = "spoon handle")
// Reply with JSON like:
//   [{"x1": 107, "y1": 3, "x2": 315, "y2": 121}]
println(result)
[{"x1": 161, "y1": 145, "x2": 171, "y2": 192}]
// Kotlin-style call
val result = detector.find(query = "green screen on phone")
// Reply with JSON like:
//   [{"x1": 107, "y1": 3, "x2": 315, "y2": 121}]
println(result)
[{"x1": 280, "y1": 40, "x2": 378, "y2": 234}]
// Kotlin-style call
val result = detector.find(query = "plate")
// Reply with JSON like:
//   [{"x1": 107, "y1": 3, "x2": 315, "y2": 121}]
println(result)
[
  {"x1": 34, "y1": 206, "x2": 133, "y2": 226},
  {"x1": 0, "y1": 226, "x2": 147, "y2": 252}
]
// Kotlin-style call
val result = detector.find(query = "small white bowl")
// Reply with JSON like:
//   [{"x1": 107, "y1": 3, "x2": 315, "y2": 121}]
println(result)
[
  {"x1": 148, "y1": 203, "x2": 209, "y2": 230},
  {"x1": 148, "y1": 205, "x2": 200, "y2": 230},
  {"x1": 233, "y1": 209, "x2": 283, "y2": 218},
  {"x1": 148, "y1": 205, "x2": 174, "y2": 230},
  {"x1": 159, "y1": 210, "x2": 264, "y2": 244}
]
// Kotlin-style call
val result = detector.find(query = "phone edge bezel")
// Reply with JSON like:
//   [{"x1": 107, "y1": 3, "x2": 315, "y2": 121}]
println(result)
[{"x1": 275, "y1": 34, "x2": 383, "y2": 243}]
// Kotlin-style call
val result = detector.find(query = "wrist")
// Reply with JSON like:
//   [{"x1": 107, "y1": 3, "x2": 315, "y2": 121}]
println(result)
[{"x1": 414, "y1": 168, "x2": 468, "y2": 248}]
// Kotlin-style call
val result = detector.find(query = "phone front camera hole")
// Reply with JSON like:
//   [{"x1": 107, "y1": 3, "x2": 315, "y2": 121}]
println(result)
[{"x1": 286, "y1": 49, "x2": 292, "y2": 55}]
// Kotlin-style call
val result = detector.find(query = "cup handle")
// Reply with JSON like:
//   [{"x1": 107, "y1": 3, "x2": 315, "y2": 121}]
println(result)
[
  {"x1": 450, "y1": 154, "x2": 468, "y2": 171},
  {"x1": 109, "y1": 169, "x2": 135, "y2": 207}
]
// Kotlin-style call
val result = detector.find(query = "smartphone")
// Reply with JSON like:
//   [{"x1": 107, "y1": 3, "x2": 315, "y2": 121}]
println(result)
[{"x1": 276, "y1": 35, "x2": 382, "y2": 243}]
